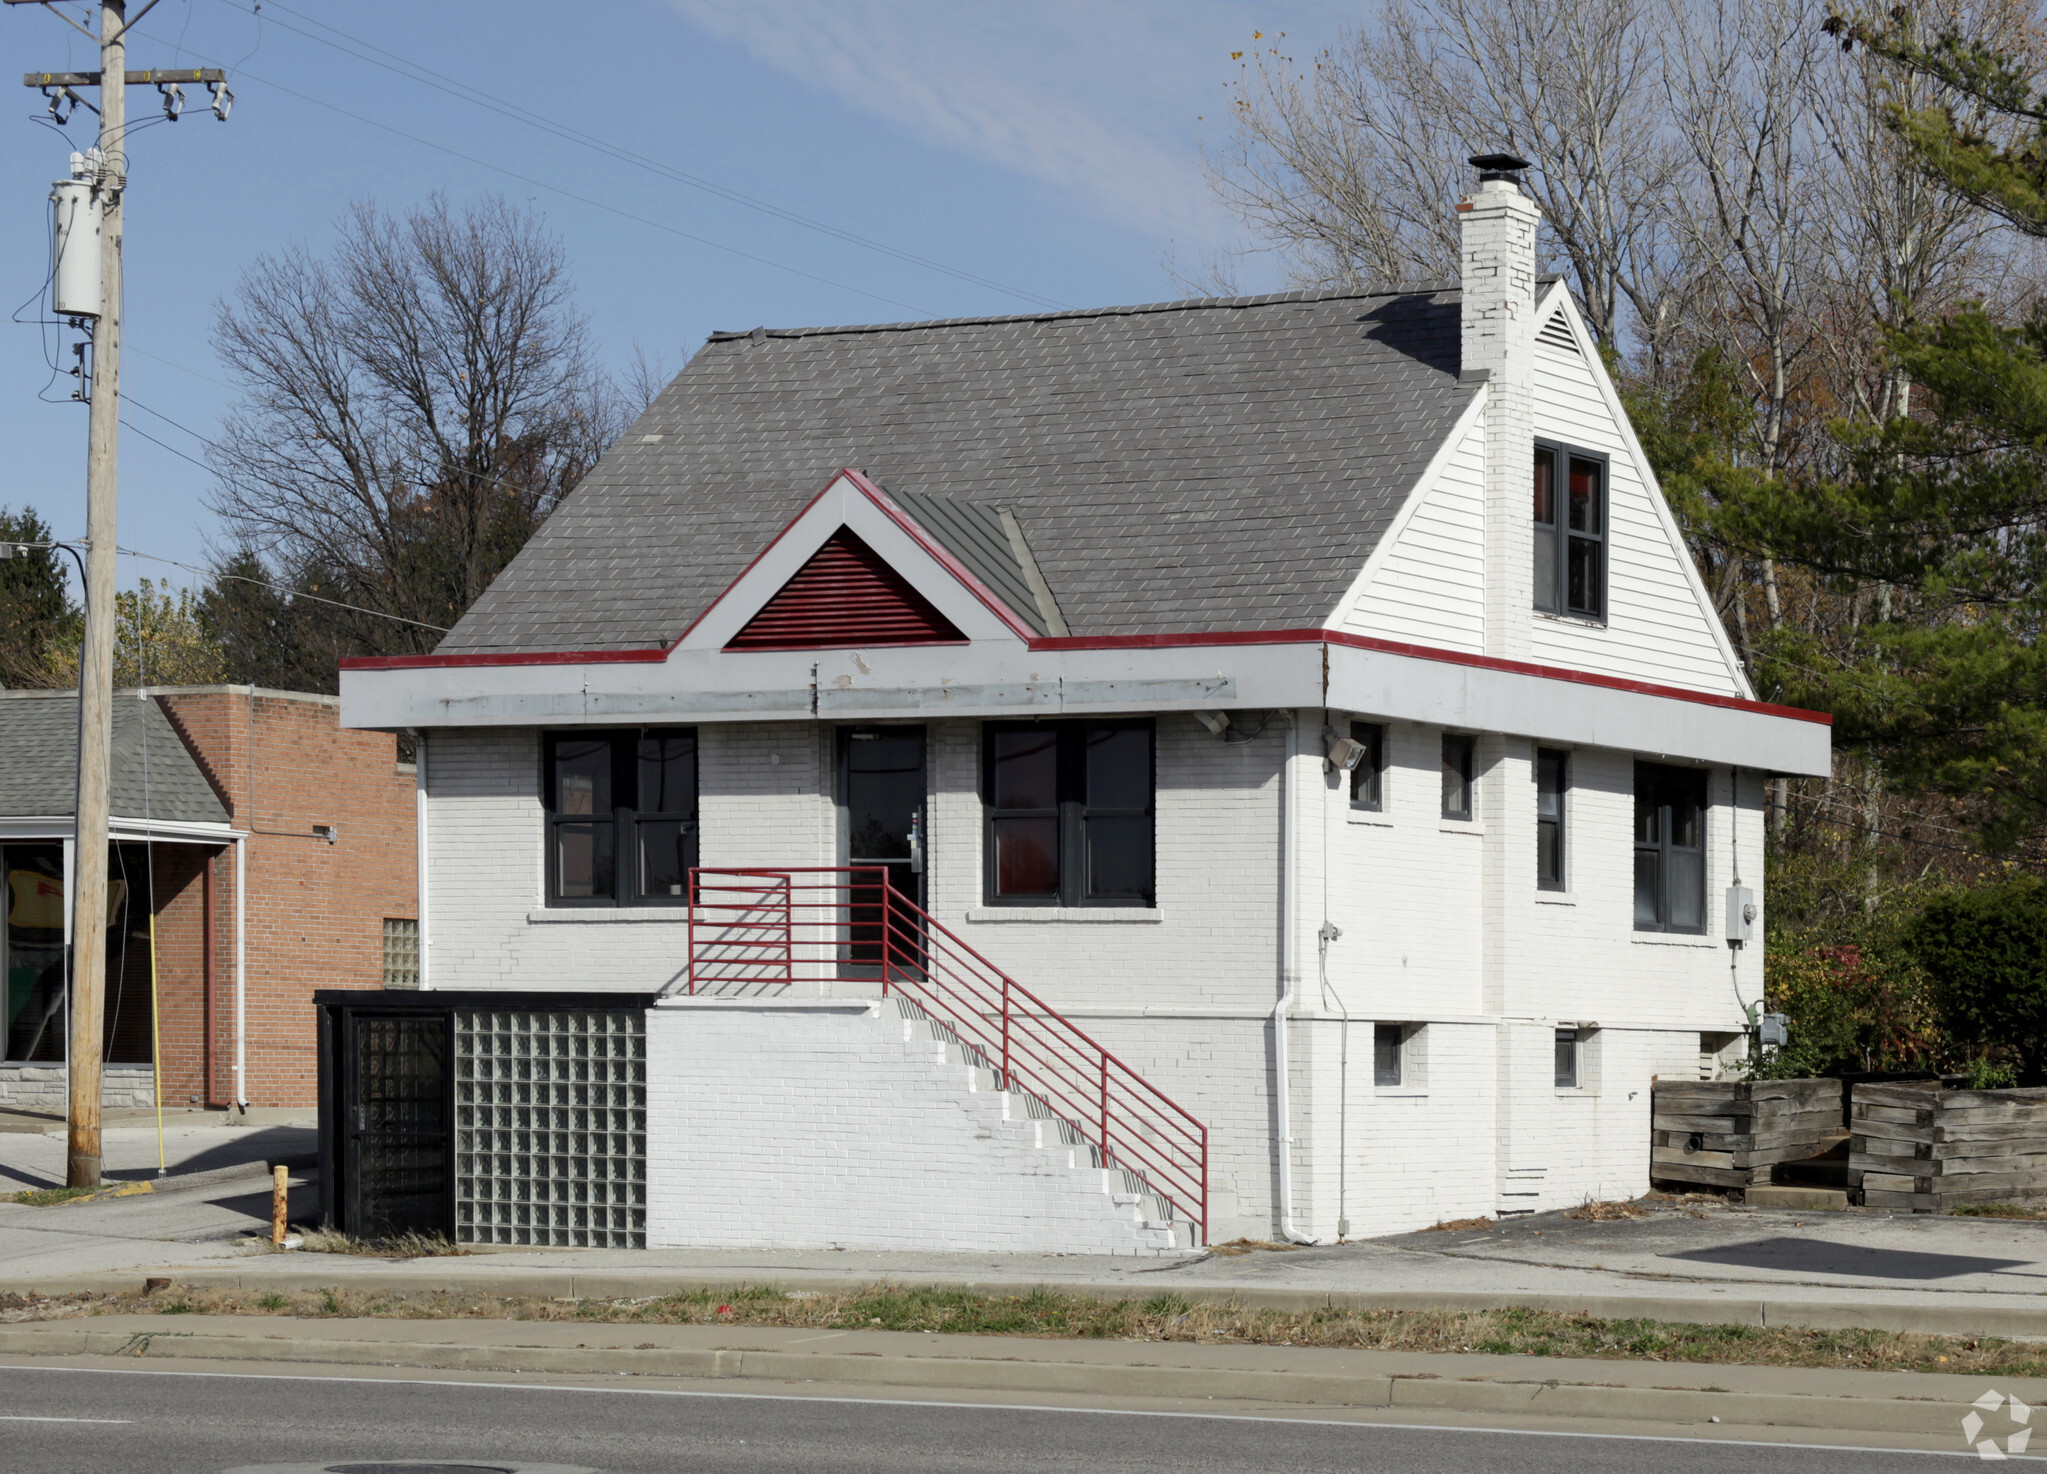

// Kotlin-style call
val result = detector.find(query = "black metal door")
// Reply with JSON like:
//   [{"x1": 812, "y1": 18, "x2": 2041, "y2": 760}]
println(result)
[
  {"x1": 841, "y1": 726, "x2": 926, "y2": 971},
  {"x1": 342, "y1": 1012, "x2": 451, "y2": 1238}
]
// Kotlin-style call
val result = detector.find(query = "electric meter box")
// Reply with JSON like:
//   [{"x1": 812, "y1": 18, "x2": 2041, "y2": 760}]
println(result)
[{"x1": 1725, "y1": 885, "x2": 1756, "y2": 946}]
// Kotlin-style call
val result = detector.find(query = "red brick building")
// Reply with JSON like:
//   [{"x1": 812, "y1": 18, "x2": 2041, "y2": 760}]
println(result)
[{"x1": 0, "y1": 686, "x2": 416, "y2": 1112}]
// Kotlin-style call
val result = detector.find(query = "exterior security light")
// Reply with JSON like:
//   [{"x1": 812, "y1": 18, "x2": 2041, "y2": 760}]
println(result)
[
  {"x1": 1193, "y1": 711, "x2": 1231, "y2": 737},
  {"x1": 1326, "y1": 735, "x2": 1370, "y2": 772},
  {"x1": 313, "y1": 824, "x2": 338, "y2": 845}
]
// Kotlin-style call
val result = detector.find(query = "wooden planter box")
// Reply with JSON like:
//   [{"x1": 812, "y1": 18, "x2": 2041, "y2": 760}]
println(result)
[
  {"x1": 1852, "y1": 1083, "x2": 2047, "y2": 1211},
  {"x1": 1650, "y1": 1078, "x2": 1844, "y2": 1190}
]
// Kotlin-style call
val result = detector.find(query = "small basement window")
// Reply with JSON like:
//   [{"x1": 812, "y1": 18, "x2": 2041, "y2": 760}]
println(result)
[
  {"x1": 1374, "y1": 1024, "x2": 1404, "y2": 1087},
  {"x1": 1555, "y1": 1027, "x2": 1580, "y2": 1088}
]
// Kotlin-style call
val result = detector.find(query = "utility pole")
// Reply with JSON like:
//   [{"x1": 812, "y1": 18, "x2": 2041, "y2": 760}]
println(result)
[{"x1": 10, "y1": 0, "x2": 231, "y2": 1187}]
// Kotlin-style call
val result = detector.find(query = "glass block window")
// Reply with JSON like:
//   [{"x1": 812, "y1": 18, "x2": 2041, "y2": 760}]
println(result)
[
  {"x1": 382, "y1": 918, "x2": 420, "y2": 990},
  {"x1": 454, "y1": 1009, "x2": 647, "y2": 1249}
]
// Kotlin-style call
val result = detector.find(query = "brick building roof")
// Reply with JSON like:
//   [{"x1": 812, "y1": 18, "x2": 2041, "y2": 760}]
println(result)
[
  {"x1": 438, "y1": 288, "x2": 1475, "y2": 653},
  {"x1": 0, "y1": 690, "x2": 229, "y2": 825}
]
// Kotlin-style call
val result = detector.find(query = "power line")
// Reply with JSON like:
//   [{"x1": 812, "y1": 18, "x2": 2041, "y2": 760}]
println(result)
[
  {"x1": 1782, "y1": 791, "x2": 2021, "y2": 863},
  {"x1": 212, "y1": 0, "x2": 1073, "y2": 313},
  {"x1": 116, "y1": 31, "x2": 936, "y2": 316},
  {"x1": 115, "y1": 544, "x2": 452, "y2": 632}
]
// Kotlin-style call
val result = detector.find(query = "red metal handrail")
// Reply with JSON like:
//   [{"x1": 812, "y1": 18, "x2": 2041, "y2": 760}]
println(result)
[{"x1": 686, "y1": 866, "x2": 1208, "y2": 1243}]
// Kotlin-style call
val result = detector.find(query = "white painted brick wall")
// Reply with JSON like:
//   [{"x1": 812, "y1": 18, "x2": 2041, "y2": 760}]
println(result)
[
  {"x1": 429, "y1": 707, "x2": 1771, "y2": 1243},
  {"x1": 646, "y1": 1000, "x2": 1177, "y2": 1254}
]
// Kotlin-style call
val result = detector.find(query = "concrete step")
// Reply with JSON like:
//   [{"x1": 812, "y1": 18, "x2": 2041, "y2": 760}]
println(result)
[{"x1": 890, "y1": 1003, "x2": 1196, "y2": 1254}]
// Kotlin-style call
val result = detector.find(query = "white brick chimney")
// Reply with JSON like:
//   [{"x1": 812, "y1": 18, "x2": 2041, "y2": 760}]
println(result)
[{"x1": 1458, "y1": 157, "x2": 1540, "y2": 661}]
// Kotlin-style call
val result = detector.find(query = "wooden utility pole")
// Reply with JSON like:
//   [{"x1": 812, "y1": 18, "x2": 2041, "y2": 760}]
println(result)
[
  {"x1": 10, "y1": 0, "x2": 232, "y2": 1187},
  {"x1": 67, "y1": 0, "x2": 125, "y2": 1193}
]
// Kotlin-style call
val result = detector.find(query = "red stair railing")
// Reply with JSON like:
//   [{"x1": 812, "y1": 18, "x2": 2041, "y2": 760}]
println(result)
[{"x1": 686, "y1": 867, "x2": 1208, "y2": 1243}]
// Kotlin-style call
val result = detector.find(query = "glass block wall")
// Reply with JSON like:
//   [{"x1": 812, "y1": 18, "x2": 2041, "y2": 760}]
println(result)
[{"x1": 454, "y1": 1009, "x2": 647, "y2": 1248}]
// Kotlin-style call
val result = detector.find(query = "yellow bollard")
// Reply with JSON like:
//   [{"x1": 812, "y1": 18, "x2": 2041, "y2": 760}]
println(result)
[{"x1": 271, "y1": 1164, "x2": 289, "y2": 1246}]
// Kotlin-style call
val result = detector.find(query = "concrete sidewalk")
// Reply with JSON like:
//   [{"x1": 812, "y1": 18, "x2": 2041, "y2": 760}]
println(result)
[
  {"x1": 0, "y1": 1311, "x2": 2032, "y2": 1452},
  {"x1": 19, "y1": 1187, "x2": 2047, "y2": 1338}
]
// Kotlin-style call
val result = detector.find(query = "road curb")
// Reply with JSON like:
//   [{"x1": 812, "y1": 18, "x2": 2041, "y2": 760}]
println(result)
[
  {"x1": 6, "y1": 1267, "x2": 2047, "y2": 1341},
  {"x1": 0, "y1": 1318, "x2": 2003, "y2": 1440}
]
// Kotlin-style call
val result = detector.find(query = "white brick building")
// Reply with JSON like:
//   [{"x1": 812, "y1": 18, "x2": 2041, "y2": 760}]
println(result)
[{"x1": 338, "y1": 160, "x2": 1830, "y2": 1251}]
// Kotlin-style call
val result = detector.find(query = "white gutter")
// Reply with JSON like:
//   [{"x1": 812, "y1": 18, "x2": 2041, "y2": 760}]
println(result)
[
  {"x1": 415, "y1": 732, "x2": 430, "y2": 990},
  {"x1": 1273, "y1": 708, "x2": 1317, "y2": 1245},
  {"x1": 233, "y1": 833, "x2": 248, "y2": 1111}
]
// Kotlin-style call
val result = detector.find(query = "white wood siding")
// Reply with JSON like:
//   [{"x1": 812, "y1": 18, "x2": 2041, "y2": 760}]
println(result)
[
  {"x1": 1530, "y1": 333, "x2": 1744, "y2": 695},
  {"x1": 1340, "y1": 415, "x2": 1486, "y2": 652}
]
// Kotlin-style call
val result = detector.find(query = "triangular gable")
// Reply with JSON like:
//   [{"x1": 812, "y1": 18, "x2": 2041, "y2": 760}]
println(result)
[
  {"x1": 677, "y1": 469, "x2": 1039, "y2": 653},
  {"x1": 726, "y1": 528, "x2": 965, "y2": 650},
  {"x1": 1526, "y1": 286, "x2": 1751, "y2": 698},
  {"x1": 1326, "y1": 290, "x2": 1753, "y2": 699}
]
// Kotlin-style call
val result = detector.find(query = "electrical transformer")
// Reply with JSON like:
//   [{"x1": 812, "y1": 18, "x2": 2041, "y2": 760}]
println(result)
[{"x1": 50, "y1": 153, "x2": 103, "y2": 319}]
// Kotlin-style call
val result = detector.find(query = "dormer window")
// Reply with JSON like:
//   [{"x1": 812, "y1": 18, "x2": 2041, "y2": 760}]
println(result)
[{"x1": 1534, "y1": 444, "x2": 1606, "y2": 620}]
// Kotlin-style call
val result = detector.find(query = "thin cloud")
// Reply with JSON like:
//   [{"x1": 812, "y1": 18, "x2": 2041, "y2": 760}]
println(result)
[{"x1": 663, "y1": 0, "x2": 1271, "y2": 241}]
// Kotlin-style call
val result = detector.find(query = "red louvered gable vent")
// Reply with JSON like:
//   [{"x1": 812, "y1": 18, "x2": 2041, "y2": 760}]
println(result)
[{"x1": 726, "y1": 528, "x2": 967, "y2": 651}]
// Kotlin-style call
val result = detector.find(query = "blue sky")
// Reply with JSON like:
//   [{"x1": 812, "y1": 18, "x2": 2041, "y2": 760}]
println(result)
[{"x1": 0, "y1": 0, "x2": 1347, "y2": 593}]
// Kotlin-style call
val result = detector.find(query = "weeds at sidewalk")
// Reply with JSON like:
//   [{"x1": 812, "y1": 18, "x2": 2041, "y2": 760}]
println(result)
[
  {"x1": 16, "y1": 1281, "x2": 2047, "y2": 1379},
  {"x1": 285, "y1": 1229, "x2": 469, "y2": 1259},
  {"x1": 1, "y1": 1186, "x2": 101, "y2": 1207}
]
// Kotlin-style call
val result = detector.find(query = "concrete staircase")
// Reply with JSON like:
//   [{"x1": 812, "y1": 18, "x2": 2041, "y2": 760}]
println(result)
[{"x1": 886, "y1": 998, "x2": 1199, "y2": 1253}]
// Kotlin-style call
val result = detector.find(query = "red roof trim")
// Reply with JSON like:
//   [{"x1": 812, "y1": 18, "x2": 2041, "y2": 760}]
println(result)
[{"x1": 340, "y1": 623, "x2": 1831, "y2": 724}]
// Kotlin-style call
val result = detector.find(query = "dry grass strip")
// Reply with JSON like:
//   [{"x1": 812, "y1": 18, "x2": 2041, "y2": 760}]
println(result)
[{"x1": 3, "y1": 1283, "x2": 2045, "y2": 1377}]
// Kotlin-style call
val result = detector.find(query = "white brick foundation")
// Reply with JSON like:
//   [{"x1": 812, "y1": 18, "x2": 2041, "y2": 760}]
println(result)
[{"x1": 646, "y1": 998, "x2": 1188, "y2": 1254}]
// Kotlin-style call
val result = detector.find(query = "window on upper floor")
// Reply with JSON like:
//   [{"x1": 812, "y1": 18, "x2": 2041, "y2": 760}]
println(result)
[
  {"x1": 1535, "y1": 747, "x2": 1568, "y2": 890},
  {"x1": 544, "y1": 729, "x2": 698, "y2": 907},
  {"x1": 983, "y1": 721, "x2": 1154, "y2": 907},
  {"x1": 1534, "y1": 444, "x2": 1606, "y2": 620},
  {"x1": 1348, "y1": 721, "x2": 1387, "y2": 812},
  {"x1": 1634, "y1": 762, "x2": 1708, "y2": 933},
  {"x1": 1441, "y1": 733, "x2": 1475, "y2": 822}
]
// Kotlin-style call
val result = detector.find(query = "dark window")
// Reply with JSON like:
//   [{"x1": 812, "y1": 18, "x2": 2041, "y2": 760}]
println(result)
[
  {"x1": 983, "y1": 721, "x2": 1154, "y2": 907},
  {"x1": 1374, "y1": 1024, "x2": 1404, "y2": 1087},
  {"x1": 1555, "y1": 1028, "x2": 1580, "y2": 1088},
  {"x1": 1534, "y1": 445, "x2": 1606, "y2": 620},
  {"x1": 544, "y1": 730, "x2": 698, "y2": 907},
  {"x1": 1634, "y1": 762, "x2": 1708, "y2": 933},
  {"x1": 1535, "y1": 747, "x2": 1568, "y2": 890},
  {"x1": 1441, "y1": 733, "x2": 1475, "y2": 821},
  {"x1": 1349, "y1": 721, "x2": 1387, "y2": 811}
]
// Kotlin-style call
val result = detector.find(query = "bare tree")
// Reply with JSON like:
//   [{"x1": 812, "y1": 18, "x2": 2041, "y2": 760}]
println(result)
[
  {"x1": 1208, "y1": 0, "x2": 1683, "y2": 353},
  {"x1": 207, "y1": 194, "x2": 621, "y2": 655}
]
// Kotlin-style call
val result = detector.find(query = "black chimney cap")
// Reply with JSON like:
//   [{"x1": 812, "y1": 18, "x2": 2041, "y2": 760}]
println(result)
[{"x1": 1469, "y1": 152, "x2": 1531, "y2": 181}]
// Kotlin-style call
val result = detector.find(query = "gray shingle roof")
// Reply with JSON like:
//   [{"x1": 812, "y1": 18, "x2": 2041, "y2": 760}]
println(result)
[
  {"x1": 0, "y1": 692, "x2": 229, "y2": 825},
  {"x1": 440, "y1": 287, "x2": 1476, "y2": 652}
]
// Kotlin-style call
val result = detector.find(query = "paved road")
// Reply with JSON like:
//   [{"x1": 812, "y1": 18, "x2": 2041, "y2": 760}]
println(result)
[{"x1": 0, "y1": 1365, "x2": 1994, "y2": 1473}]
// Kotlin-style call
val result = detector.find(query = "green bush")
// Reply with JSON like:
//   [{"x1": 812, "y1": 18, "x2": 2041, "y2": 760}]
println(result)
[
  {"x1": 1759, "y1": 942, "x2": 1945, "y2": 1079},
  {"x1": 1903, "y1": 878, "x2": 2047, "y2": 1083}
]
